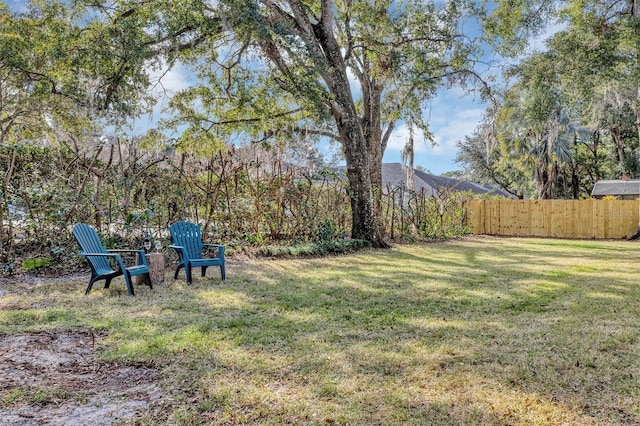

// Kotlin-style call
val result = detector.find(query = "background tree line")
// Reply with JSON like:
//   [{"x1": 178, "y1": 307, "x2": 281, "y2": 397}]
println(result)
[
  {"x1": 0, "y1": 138, "x2": 470, "y2": 274},
  {"x1": 456, "y1": 0, "x2": 640, "y2": 200}
]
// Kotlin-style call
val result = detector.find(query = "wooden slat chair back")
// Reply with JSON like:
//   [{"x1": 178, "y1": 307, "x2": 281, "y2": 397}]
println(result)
[
  {"x1": 71, "y1": 223, "x2": 151, "y2": 296},
  {"x1": 169, "y1": 221, "x2": 226, "y2": 284}
]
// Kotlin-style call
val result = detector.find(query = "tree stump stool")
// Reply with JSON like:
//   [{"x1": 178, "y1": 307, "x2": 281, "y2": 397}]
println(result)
[{"x1": 136, "y1": 252, "x2": 165, "y2": 286}]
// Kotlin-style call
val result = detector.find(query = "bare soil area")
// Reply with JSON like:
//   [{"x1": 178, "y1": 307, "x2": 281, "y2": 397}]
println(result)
[{"x1": 0, "y1": 330, "x2": 164, "y2": 425}]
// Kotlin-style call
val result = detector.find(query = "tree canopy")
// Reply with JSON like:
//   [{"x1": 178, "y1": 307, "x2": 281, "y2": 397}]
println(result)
[
  {"x1": 2, "y1": 0, "x2": 490, "y2": 245},
  {"x1": 457, "y1": 0, "x2": 640, "y2": 199},
  {"x1": 9, "y1": 0, "x2": 640, "y2": 243}
]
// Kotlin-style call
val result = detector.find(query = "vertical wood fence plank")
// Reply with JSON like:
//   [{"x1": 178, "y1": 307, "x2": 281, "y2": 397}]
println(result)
[
  {"x1": 574, "y1": 199, "x2": 592, "y2": 238},
  {"x1": 543, "y1": 201, "x2": 553, "y2": 237},
  {"x1": 514, "y1": 200, "x2": 527, "y2": 236},
  {"x1": 605, "y1": 200, "x2": 615, "y2": 239},
  {"x1": 489, "y1": 199, "x2": 500, "y2": 235},
  {"x1": 566, "y1": 200, "x2": 577, "y2": 237},
  {"x1": 500, "y1": 200, "x2": 512, "y2": 235},
  {"x1": 530, "y1": 200, "x2": 541, "y2": 236},
  {"x1": 465, "y1": 199, "x2": 640, "y2": 239},
  {"x1": 592, "y1": 201, "x2": 605, "y2": 238},
  {"x1": 549, "y1": 200, "x2": 560, "y2": 238}
]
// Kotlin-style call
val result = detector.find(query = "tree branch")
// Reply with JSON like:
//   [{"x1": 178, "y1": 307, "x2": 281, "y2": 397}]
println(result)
[{"x1": 196, "y1": 107, "x2": 305, "y2": 130}]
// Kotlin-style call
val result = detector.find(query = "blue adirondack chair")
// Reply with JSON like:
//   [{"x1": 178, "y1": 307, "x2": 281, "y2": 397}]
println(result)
[
  {"x1": 71, "y1": 223, "x2": 151, "y2": 296},
  {"x1": 169, "y1": 221, "x2": 226, "y2": 284}
]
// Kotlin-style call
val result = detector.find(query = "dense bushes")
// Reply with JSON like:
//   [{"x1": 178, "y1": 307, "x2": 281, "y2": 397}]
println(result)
[{"x1": 0, "y1": 141, "x2": 471, "y2": 274}]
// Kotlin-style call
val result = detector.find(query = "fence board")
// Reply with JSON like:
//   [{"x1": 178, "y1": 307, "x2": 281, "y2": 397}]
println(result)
[
  {"x1": 467, "y1": 199, "x2": 640, "y2": 239},
  {"x1": 514, "y1": 200, "x2": 529, "y2": 236}
]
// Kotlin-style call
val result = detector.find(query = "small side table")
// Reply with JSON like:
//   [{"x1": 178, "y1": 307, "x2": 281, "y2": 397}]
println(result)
[{"x1": 136, "y1": 252, "x2": 165, "y2": 286}]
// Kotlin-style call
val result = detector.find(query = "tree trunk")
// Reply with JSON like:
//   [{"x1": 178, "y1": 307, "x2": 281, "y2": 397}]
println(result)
[
  {"x1": 591, "y1": 130, "x2": 602, "y2": 181},
  {"x1": 571, "y1": 134, "x2": 580, "y2": 199},
  {"x1": 359, "y1": 73, "x2": 389, "y2": 243},
  {"x1": 536, "y1": 166, "x2": 554, "y2": 199},
  {"x1": 337, "y1": 111, "x2": 387, "y2": 248},
  {"x1": 610, "y1": 127, "x2": 626, "y2": 173},
  {"x1": 312, "y1": 18, "x2": 388, "y2": 248},
  {"x1": 366, "y1": 84, "x2": 385, "y2": 239}
]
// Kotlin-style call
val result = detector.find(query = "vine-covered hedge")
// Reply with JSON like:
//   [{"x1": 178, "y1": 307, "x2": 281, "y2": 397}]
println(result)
[{"x1": 1, "y1": 141, "x2": 472, "y2": 274}]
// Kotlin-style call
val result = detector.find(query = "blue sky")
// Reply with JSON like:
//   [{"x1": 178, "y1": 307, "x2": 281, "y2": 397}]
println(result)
[{"x1": 384, "y1": 89, "x2": 487, "y2": 175}]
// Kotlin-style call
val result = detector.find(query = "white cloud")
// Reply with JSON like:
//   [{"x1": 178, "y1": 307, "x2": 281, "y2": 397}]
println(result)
[
  {"x1": 131, "y1": 62, "x2": 194, "y2": 133},
  {"x1": 383, "y1": 91, "x2": 486, "y2": 174},
  {"x1": 386, "y1": 123, "x2": 433, "y2": 154},
  {"x1": 430, "y1": 107, "x2": 485, "y2": 155},
  {"x1": 386, "y1": 105, "x2": 484, "y2": 157},
  {"x1": 148, "y1": 61, "x2": 193, "y2": 99}
]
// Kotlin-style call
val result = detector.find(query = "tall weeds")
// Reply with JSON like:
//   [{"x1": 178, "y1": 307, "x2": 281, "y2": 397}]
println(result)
[{"x1": 1, "y1": 141, "x2": 470, "y2": 270}]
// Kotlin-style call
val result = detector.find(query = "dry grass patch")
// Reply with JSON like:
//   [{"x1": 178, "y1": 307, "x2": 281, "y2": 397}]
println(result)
[{"x1": 1, "y1": 236, "x2": 640, "y2": 424}]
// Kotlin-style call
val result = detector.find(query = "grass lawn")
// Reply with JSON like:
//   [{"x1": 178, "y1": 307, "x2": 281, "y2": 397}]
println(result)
[{"x1": 2, "y1": 236, "x2": 640, "y2": 425}]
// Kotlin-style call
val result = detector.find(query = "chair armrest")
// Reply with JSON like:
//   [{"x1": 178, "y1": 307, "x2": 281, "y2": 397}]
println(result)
[
  {"x1": 81, "y1": 252, "x2": 120, "y2": 257},
  {"x1": 108, "y1": 249, "x2": 145, "y2": 254},
  {"x1": 107, "y1": 249, "x2": 148, "y2": 267},
  {"x1": 169, "y1": 244, "x2": 189, "y2": 258},
  {"x1": 203, "y1": 243, "x2": 224, "y2": 249}
]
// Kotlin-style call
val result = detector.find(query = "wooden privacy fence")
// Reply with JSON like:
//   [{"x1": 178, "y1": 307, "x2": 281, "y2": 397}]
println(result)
[{"x1": 467, "y1": 199, "x2": 640, "y2": 239}]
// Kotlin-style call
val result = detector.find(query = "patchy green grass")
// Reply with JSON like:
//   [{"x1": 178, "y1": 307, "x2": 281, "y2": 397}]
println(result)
[{"x1": 2, "y1": 236, "x2": 640, "y2": 425}]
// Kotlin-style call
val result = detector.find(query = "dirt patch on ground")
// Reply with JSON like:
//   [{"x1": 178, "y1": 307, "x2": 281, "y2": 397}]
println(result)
[{"x1": 0, "y1": 330, "x2": 164, "y2": 425}]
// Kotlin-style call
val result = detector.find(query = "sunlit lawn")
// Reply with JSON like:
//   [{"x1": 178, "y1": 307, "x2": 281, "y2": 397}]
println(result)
[{"x1": 2, "y1": 236, "x2": 640, "y2": 425}]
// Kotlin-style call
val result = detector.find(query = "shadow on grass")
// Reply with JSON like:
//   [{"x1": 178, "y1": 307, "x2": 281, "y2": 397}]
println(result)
[{"x1": 2, "y1": 237, "x2": 640, "y2": 424}]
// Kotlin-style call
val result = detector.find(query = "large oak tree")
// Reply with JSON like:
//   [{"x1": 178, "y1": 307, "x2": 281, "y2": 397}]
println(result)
[{"x1": 5, "y1": 1, "x2": 486, "y2": 246}]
